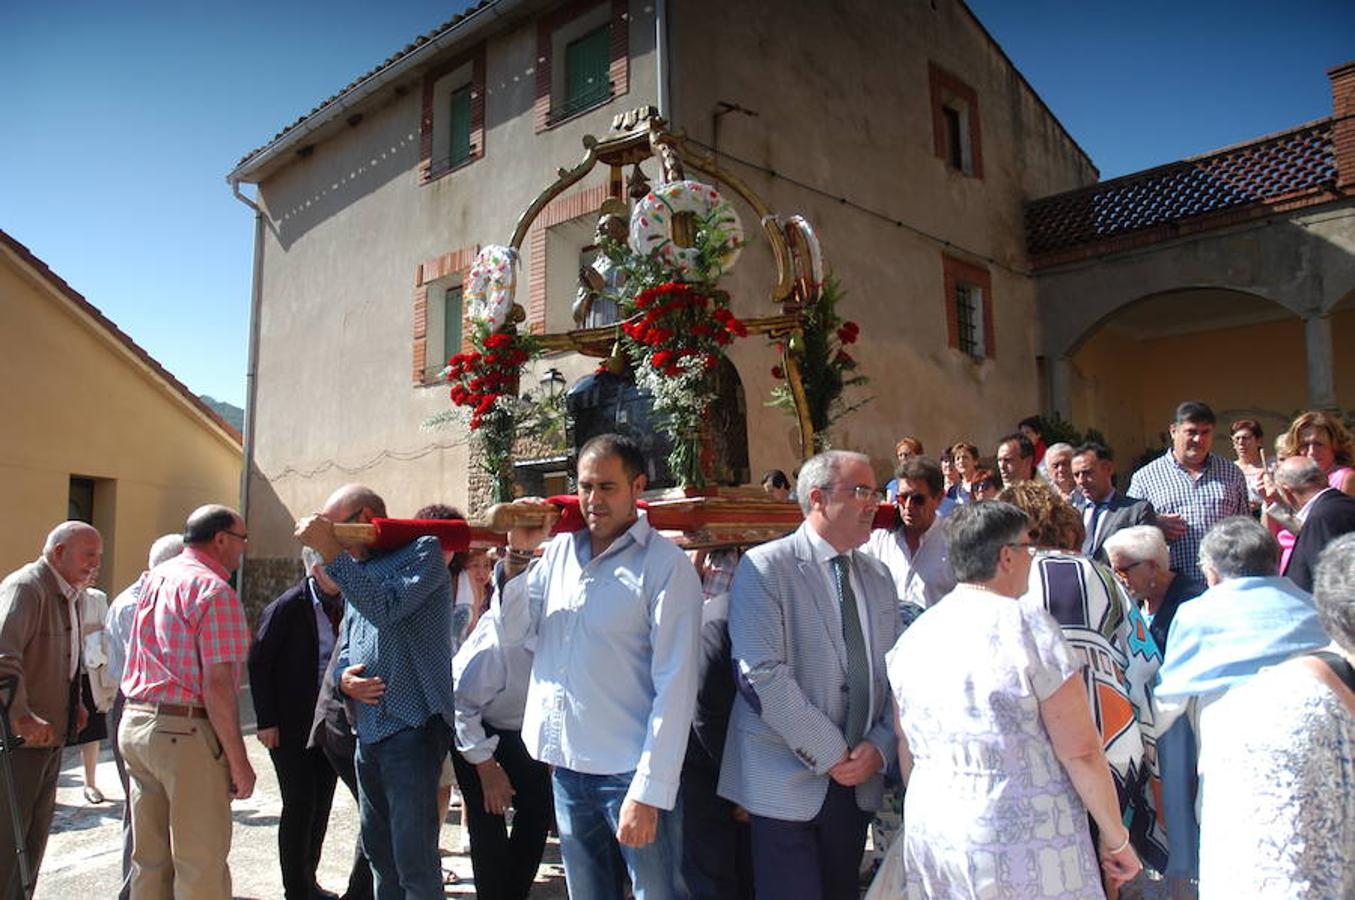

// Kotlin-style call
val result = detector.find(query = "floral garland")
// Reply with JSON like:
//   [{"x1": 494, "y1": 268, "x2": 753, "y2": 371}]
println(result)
[
  {"x1": 769, "y1": 273, "x2": 871, "y2": 451},
  {"x1": 604, "y1": 200, "x2": 749, "y2": 487},
  {"x1": 440, "y1": 322, "x2": 542, "y2": 502}
]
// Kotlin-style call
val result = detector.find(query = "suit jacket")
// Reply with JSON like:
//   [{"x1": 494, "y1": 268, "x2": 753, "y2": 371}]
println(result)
[
  {"x1": 0, "y1": 559, "x2": 79, "y2": 742},
  {"x1": 1284, "y1": 489, "x2": 1355, "y2": 593},
  {"x1": 248, "y1": 578, "x2": 326, "y2": 750},
  {"x1": 1079, "y1": 491, "x2": 1158, "y2": 563},
  {"x1": 718, "y1": 524, "x2": 902, "y2": 821}
]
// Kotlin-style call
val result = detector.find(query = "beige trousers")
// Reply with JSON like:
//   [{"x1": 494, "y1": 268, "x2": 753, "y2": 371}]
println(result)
[{"x1": 119, "y1": 707, "x2": 233, "y2": 900}]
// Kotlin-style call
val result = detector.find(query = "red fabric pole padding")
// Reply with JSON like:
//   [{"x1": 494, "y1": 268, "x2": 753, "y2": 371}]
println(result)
[{"x1": 367, "y1": 518, "x2": 471, "y2": 553}]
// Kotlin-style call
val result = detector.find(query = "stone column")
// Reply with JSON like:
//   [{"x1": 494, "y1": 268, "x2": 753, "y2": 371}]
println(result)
[
  {"x1": 1047, "y1": 356, "x2": 1073, "y2": 423},
  {"x1": 1304, "y1": 314, "x2": 1337, "y2": 410}
]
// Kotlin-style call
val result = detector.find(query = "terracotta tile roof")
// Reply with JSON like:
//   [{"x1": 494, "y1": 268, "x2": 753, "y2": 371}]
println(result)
[
  {"x1": 1026, "y1": 119, "x2": 1337, "y2": 259},
  {"x1": 234, "y1": 1, "x2": 492, "y2": 171},
  {"x1": 0, "y1": 229, "x2": 243, "y2": 446}
]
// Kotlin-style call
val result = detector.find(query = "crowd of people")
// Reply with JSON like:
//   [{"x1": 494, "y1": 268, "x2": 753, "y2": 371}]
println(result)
[{"x1": 2, "y1": 399, "x2": 1354, "y2": 900}]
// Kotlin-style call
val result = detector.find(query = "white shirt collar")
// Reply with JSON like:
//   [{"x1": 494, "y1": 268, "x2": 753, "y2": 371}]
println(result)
[
  {"x1": 1296, "y1": 487, "x2": 1334, "y2": 523},
  {"x1": 803, "y1": 521, "x2": 851, "y2": 565}
]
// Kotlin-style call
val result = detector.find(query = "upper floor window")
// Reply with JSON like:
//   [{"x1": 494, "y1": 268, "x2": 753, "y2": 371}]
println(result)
[
  {"x1": 535, "y1": 0, "x2": 629, "y2": 132},
  {"x1": 412, "y1": 246, "x2": 477, "y2": 384},
  {"x1": 930, "y1": 62, "x2": 983, "y2": 179},
  {"x1": 419, "y1": 46, "x2": 485, "y2": 184}
]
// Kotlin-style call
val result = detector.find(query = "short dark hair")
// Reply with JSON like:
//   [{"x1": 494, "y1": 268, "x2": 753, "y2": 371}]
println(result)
[
  {"x1": 946, "y1": 501, "x2": 1030, "y2": 582},
  {"x1": 414, "y1": 504, "x2": 464, "y2": 520},
  {"x1": 579, "y1": 433, "x2": 646, "y2": 481},
  {"x1": 1174, "y1": 400, "x2": 1216, "y2": 426},
  {"x1": 761, "y1": 469, "x2": 791, "y2": 490},
  {"x1": 895, "y1": 457, "x2": 944, "y2": 496},
  {"x1": 1230, "y1": 418, "x2": 1263, "y2": 439},
  {"x1": 183, "y1": 506, "x2": 239, "y2": 545},
  {"x1": 1017, "y1": 416, "x2": 1043, "y2": 436},
  {"x1": 1074, "y1": 441, "x2": 1114, "y2": 462},
  {"x1": 998, "y1": 433, "x2": 1034, "y2": 459}
]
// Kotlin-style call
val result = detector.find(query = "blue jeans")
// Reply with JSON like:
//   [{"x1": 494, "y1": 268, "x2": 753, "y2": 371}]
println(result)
[
  {"x1": 552, "y1": 768, "x2": 687, "y2": 900},
  {"x1": 355, "y1": 717, "x2": 449, "y2": 900}
]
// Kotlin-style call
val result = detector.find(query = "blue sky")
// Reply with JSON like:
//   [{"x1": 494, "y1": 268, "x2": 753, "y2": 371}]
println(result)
[{"x1": 3, "y1": 1, "x2": 1352, "y2": 407}]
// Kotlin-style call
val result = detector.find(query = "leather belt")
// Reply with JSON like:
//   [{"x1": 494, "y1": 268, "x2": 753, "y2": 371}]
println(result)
[{"x1": 127, "y1": 701, "x2": 209, "y2": 720}]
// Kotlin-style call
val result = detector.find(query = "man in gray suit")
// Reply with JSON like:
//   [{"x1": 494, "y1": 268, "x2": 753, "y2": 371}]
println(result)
[
  {"x1": 1072, "y1": 442, "x2": 1158, "y2": 563},
  {"x1": 719, "y1": 450, "x2": 902, "y2": 900}
]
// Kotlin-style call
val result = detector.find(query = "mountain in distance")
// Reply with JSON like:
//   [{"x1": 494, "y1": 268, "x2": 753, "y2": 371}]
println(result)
[{"x1": 199, "y1": 395, "x2": 245, "y2": 432}]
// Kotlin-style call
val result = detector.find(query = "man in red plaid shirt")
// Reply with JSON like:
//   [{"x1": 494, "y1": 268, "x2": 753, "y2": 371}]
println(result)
[{"x1": 119, "y1": 504, "x2": 255, "y2": 900}]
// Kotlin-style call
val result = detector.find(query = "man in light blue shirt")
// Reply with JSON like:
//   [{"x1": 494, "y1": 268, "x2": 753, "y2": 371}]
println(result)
[{"x1": 501, "y1": 433, "x2": 702, "y2": 900}]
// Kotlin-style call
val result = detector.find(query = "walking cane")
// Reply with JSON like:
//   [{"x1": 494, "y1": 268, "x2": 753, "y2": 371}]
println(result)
[{"x1": 0, "y1": 675, "x2": 34, "y2": 900}]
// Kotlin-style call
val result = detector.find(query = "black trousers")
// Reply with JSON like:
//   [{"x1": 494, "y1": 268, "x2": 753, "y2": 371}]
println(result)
[
  {"x1": 448, "y1": 726, "x2": 553, "y2": 900},
  {"x1": 320, "y1": 733, "x2": 374, "y2": 900},
  {"x1": 749, "y1": 781, "x2": 869, "y2": 900},
  {"x1": 680, "y1": 763, "x2": 754, "y2": 900},
  {"x1": 270, "y1": 742, "x2": 338, "y2": 899}
]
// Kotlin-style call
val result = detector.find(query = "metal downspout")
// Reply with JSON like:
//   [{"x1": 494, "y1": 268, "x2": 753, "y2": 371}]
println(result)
[{"x1": 230, "y1": 178, "x2": 266, "y2": 599}]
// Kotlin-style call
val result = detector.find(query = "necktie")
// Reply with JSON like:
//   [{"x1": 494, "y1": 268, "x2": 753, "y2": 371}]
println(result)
[
  {"x1": 1083, "y1": 502, "x2": 1107, "y2": 556},
  {"x1": 831, "y1": 555, "x2": 870, "y2": 746}
]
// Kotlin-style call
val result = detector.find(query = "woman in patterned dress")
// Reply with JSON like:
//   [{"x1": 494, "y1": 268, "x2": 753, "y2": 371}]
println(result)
[
  {"x1": 1196, "y1": 534, "x2": 1355, "y2": 898},
  {"x1": 886, "y1": 501, "x2": 1141, "y2": 898}
]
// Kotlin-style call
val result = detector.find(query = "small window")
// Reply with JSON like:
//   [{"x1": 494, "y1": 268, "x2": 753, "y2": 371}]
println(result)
[
  {"x1": 943, "y1": 105, "x2": 966, "y2": 171},
  {"x1": 562, "y1": 25, "x2": 611, "y2": 118},
  {"x1": 422, "y1": 281, "x2": 466, "y2": 382},
  {"x1": 955, "y1": 283, "x2": 984, "y2": 358},
  {"x1": 448, "y1": 85, "x2": 472, "y2": 168},
  {"x1": 69, "y1": 476, "x2": 95, "y2": 523}
]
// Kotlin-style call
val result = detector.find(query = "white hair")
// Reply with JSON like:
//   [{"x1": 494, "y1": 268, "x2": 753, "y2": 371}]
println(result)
[
  {"x1": 1045, "y1": 442, "x2": 1075, "y2": 458},
  {"x1": 148, "y1": 534, "x2": 184, "y2": 569},
  {"x1": 43, "y1": 521, "x2": 98, "y2": 557},
  {"x1": 1102, "y1": 525, "x2": 1170, "y2": 570},
  {"x1": 796, "y1": 450, "x2": 872, "y2": 515}
]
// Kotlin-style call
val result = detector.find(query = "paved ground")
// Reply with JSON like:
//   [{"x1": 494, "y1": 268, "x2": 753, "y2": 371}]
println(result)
[{"x1": 33, "y1": 688, "x2": 568, "y2": 899}]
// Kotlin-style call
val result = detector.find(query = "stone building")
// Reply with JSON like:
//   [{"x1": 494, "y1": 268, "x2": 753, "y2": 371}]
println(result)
[
  {"x1": 228, "y1": 0, "x2": 1098, "y2": 606},
  {"x1": 1028, "y1": 62, "x2": 1355, "y2": 463},
  {"x1": 0, "y1": 230, "x2": 242, "y2": 594}
]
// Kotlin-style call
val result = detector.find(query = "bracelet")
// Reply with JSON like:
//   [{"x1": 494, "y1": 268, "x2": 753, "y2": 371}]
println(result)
[
  {"x1": 1105, "y1": 833, "x2": 1131, "y2": 855},
  {"x1": 507, "y1": 548, "x2": 533, "y2": 563}
]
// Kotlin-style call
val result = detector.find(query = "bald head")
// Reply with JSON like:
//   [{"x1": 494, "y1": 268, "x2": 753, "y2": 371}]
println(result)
[
  {"x1": 1275, "y1": 456, "x2": 1328, "y2": 507},
  {"x1": 43, "y1": 521, "x2": 102, "y2": 588},
  {"x1": 321, "y1": 484, "x2": 387, "y2": 521},
  {"x1": 184, "y1": 505, "x2": 243, "y2": 545}
]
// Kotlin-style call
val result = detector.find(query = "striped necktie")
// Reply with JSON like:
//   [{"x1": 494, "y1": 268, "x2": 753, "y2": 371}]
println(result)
[{"x1": 831, "y1": 554, "x2": 870, "y2": 746}]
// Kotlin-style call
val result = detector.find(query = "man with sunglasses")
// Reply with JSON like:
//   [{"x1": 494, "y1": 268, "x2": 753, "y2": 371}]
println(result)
[
  {"x1": 863, "y1": 457, "x2": 956, "y2": 610},
  {"x1": 719, "y1": 450, "x2": 902, "y2": 900},
  {"x1": 119, "y1": 504, "x2": 255, "y2": 899}
]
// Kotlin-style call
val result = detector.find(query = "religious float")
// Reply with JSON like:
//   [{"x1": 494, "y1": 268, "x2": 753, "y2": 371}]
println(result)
[{"x1": 436, "y1": 107, "x2": 872, "y2": 548}]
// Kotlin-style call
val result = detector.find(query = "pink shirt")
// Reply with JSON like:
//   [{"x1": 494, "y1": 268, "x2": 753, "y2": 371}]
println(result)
[{"x1": 121, "y1": 547, "x2": 250, "y2": 705}]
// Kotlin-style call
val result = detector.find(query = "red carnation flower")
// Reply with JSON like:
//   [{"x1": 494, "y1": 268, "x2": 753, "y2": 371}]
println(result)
[{"x1": 771, "y1": 365, "x2": 785, "y2": 380}]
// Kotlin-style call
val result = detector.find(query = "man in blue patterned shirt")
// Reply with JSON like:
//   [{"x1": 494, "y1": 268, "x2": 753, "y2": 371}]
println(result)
[
  {"x1": 501, "y1": 434, "x2": 703, "y2": 900},
  {"x1": 296, "y1": 484, "x2": 456, "y2": 900},
  {"x1": 1128, "y1": 401, "x2": 1249, "y2": 584}
]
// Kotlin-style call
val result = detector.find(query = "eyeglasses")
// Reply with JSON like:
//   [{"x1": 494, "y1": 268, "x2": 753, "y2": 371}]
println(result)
[
  {"x1": 1004, "y1": 541, "x2": 1037, "y2": 557},
  {"x1": 1112, "y1": 560, "x2": 1148, "y2": 579},
  {"x1": 896, "y1": 493, "x2": 931, "y2": 507},
  {"x1": 223, "y1": 531, "x2": 249, "y2": 543},
  {"x1": 826, "y1": 484, "x2": 885, "y2": 503},
  {"x1": 341, "y1": 509, "x2": 365, "y2": 524}
]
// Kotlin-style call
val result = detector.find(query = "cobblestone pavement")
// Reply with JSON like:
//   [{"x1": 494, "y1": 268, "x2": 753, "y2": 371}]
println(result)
[{"x1": 32, "y1": 689, "x2": 568, "y2": 899}]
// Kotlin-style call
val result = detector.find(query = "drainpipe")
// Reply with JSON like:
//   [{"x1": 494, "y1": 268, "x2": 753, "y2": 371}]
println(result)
[
  {"x1": 230, "y1": 177, "x2": 266, "y2": 600},
  {"x1": 655, "y1": 0, "x2": 670, "y2": 118}
]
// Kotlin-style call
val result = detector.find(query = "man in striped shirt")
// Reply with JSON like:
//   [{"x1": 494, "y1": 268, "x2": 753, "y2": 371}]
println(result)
[
  {"x1": 119, "y1": 505, "x2": 254, "y2": 900},
  {"x1": 1127, "y1": 401, "x2": 1249, "y2": 583}
]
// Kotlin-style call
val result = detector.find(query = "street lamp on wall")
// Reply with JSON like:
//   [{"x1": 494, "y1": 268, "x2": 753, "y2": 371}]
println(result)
[{"x1": 541, "y1": 367, "x2": 566, "y2": 400}]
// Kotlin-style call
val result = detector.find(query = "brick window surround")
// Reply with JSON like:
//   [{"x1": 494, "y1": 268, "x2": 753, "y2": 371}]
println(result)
[
  {"x1": 929, "y1": 62, "x2": 984, "y2": 179},
  {"x1": 419, "y1": 44, "x2": 486, "y2": 184},
  {"x1": 413, "y1": 245, "x2": 478, "y2": 384},
  {"x1": 534, "y1": 0, "x2": 629, "y2": 132},
  {"x1": 526, "y1": 183, "x2": 611, "y2": 333},
  {"x1": 942, "y1": 253, "x2": 994, "y2": 359}
]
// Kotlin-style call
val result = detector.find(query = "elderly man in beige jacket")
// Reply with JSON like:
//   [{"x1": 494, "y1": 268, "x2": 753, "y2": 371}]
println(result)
[{"x1": 0, "y1": 521, "x2": 102, "y2": 897}]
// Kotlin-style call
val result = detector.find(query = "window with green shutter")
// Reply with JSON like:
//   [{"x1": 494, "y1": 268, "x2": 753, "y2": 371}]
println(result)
[
  {"x1": 443, "y1": 285, "x2": 464, "y2": 364},
  {"x1": 562, "y1": 25, "x2": 611, "y2": 117},
  {"x1": 449, "y1": 85, "x2": 472, "y2": 167}
]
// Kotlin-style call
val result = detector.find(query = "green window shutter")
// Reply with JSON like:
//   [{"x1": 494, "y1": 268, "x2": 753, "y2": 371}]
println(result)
[
  {"x1": 564, "y1": 25, "x2": 611, "y2": 115},
  {"x1": 444, "y1": 286, "x2": 464, "y2": 358},
  {"x1": 449, "y1": 85, "x2": 472, "y2": 166}
]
